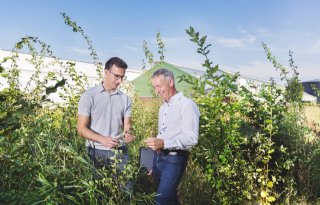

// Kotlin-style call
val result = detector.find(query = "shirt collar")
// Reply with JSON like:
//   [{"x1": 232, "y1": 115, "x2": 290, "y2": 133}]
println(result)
[
  {"x1": 167, "y1": 92, "x2": 183, "y2": 105},
  {"x1": 98, "y1": 82, "x2": 121, "y2": 95}
]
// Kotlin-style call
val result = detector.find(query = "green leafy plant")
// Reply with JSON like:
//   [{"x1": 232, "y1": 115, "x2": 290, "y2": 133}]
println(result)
[
  {"x1": 1, "y1": 13, "x2": 319, "y2": 205},
  {"x1": 178, "y1": 27, "x2": 319, "y2": 204}
]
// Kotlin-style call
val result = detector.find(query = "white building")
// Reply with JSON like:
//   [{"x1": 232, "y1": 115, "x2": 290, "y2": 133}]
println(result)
[
  {"x1": 164, "y1": 62, "x2": 314, "y2": 103},
  {"x1": 168, "y1": 62, "x2": 273, "y2": 95},
  {"x1": 0, "y1": 49, "x2": 142, "y2": 86},
  {"x1": 0, "y1": 49, "x2": 142, "y2": 101},
  {"x1": 1, "y1": 49, "x2": 314, "y2": 103},
  {"x1": 302, "y1": 92, "x2": 317, "y2": 103}
]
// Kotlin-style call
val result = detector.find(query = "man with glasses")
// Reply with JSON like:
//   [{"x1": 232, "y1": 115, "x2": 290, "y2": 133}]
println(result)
[{"x1": 77, "y1": 57, "x2": 134, "y2": 186}]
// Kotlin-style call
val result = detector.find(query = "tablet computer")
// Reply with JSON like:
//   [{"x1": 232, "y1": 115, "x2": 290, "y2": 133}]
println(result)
[{"x1": 139, "y1": 147, "x2": 154, "y2": 172}]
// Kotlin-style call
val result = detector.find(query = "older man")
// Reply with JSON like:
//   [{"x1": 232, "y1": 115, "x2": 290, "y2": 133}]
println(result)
[{"x1": 145, "y1": 68, "x2": 200, "y2": 205}]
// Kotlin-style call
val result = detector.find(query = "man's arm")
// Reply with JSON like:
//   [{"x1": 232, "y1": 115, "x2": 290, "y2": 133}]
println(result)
[
  {"x1": 77, "y1": 115, "x2": 119, "y2": 148},
  {"x1": 146, "y1": 101, "x2": 200, "y2": 150},
  {"x1": 145, "y1": 138, "x2": 164, "y2": 150}
]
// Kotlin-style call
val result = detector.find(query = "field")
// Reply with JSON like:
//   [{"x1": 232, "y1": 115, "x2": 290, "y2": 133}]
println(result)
[{"x1": 304, "y1": 104, "x2": 320, "y2": 133}]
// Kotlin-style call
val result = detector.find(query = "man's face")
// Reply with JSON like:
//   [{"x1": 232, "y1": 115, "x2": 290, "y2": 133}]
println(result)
[
  {"x1": 105, "y1": 65, "x2": 126, "y2": 90},
  {"x1": 151, "y1": 75, "x2": 173, "y2": 102}
]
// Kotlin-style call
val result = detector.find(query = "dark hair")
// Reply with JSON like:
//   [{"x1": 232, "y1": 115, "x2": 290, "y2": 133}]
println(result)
[
  {"x1": 151, "y1": 68, "x2": 175, "y2": 81},
  {"x1": 105, "y1": 57, "x2": 128, "y2": 70}
]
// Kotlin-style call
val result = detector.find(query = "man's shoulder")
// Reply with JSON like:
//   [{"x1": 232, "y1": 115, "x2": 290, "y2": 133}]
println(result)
[
  {"x1": 179, "y1": 93, "x2": 195, "y2": 104},
  {"x1": 83, "y1": 84, "x2": 103, "y2": 95},
  {"x1": 117, "y1": 90, "x2": 131, "y2": 100},
  {"x1": 179, "y1": 94, "x2": 199, "y2": 112}
]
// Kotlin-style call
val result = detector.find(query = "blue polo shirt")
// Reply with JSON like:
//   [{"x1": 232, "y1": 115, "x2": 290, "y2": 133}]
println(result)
[{"x1": 78, "y1": 83, "x2": 132, "y2": 150}]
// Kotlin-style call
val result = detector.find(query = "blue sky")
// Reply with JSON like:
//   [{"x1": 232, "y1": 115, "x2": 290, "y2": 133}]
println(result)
[{"x1": 1, "y1": 0, "x2": 319, "y2": 82}]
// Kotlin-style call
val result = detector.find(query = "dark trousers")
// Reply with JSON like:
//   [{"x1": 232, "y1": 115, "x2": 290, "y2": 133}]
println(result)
[
  {"x1": 87, "y1": 146, "x2": 132, "y2": 191},
  {"x1": 87, "y1": 146, "x2": 129, "y2": 169},
  {"x1": 152, "y1": 151, "x2": 188, "y2": 205}
]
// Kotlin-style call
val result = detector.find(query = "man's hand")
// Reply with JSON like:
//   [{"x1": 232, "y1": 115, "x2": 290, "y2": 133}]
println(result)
[
  {"x1": 100, "y1": 136, "x2": 119, "y2": 148},
  {"x1": 144, "y1": 138, "x2": 164, "y2": 150},
  {"x1": 124, "y1": 132, "x2": 134, "y2": 143}
]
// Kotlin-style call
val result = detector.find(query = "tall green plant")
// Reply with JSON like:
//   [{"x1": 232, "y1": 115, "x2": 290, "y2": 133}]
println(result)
[
  {"x1": 0, "y1": 13, "x2": 158, "y2": 205},
  {"x1": 184, "y1": 27, "x2": 254, "y2": 204},
  {"x1": 61, "y1": 12, "x2": 103, "y2": 80},
  {"x1": 156, "y1": 31, "x2": 165, "y2": 62},
  {"x1": 178, "y1": 27, "x2": 307, "y2": 204},
  {"x1": 262, "y1": 43, "x2": 303, "y2": 104},
  {"x1": 261, "y1": 43, "x2": 319, "y2": 203}
]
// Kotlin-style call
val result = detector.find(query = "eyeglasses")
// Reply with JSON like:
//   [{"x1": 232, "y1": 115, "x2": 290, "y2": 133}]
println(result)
[{"x1": 108, "y1": 69, "x2": 127, "y2": 81}]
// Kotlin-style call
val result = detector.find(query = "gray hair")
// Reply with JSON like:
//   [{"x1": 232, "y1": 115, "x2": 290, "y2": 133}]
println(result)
[{"x1": 151, "y1": 68, "x2": 175, "y2": 81}]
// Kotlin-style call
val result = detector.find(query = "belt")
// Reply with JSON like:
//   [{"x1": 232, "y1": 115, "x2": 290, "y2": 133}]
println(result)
[{"x1": 157, "y1": 149, "x2": 189, "y2": 156}]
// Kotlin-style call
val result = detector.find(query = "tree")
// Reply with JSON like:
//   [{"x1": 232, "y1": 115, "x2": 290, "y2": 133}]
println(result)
[{"x1": 285, "y1": 76, "x2": 303, "y2": 103}]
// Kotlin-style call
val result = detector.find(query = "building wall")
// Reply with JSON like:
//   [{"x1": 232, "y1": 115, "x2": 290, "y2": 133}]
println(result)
[
  {"x1": 302, "y1": 81, "x2": 320, "y2": 102},
  {"x1": 0, "y1": 49, "x2": 142, "y2": 101}
]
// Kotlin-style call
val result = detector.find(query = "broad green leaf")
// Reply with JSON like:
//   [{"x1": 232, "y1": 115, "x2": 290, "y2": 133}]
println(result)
[
  {"x1": 267, "y1": 181, "x2": 273, "y2": 188},
  {"x1": 265, "y1": 119, "x2": 272, "y2": 124},
  {"x1": 268, "y1": 149, "x2": 275, "y2": 154},
  {"x1": 267, "y1": 196, "x2": 276, "y2": 202},
  {"x1": 260, "y1": 191, "x2": 267, "y2": 198}
]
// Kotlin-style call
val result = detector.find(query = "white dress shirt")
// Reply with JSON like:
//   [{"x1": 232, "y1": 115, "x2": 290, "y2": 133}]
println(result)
[{"x1": 157, "y1": 92, "x2": 200, "y2": 150}]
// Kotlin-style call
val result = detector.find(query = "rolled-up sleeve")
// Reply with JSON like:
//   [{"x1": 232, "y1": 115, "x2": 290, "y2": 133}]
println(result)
[{"x1": 124, "y1": 96, "x2": 132, "y2": 118}]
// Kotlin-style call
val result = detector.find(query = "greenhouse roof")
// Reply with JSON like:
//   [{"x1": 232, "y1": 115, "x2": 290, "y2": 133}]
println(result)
[{"x1": 132, "y1": 62, "x2": 202, "y2": 97}]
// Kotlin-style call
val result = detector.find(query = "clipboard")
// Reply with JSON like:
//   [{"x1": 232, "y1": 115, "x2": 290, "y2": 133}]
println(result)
[{"x1": 139, "y1": 147, "x2": 154, "y2": 172}]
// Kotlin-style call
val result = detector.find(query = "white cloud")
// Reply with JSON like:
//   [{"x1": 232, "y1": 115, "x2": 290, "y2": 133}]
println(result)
[
  {"x1": 291, "y1": 39, "x2": 320, "y2": 55},
  {"x1": 221, "y1": 60, "x2": 281, "y2": 82},
  {"x1": 215, "y1": 35, "x2": 255, "y2": 48},
  {"x1": 216, "y1": 37, "x2": 244, "y2": 48},
  {"x1": 139, "y1": 36, "x2": 191, "y2": 55},
  {"x1": 162, "y1": 36, "x2": 190, "y2": 47},
  {"x1": 238, "y1": 27, "x2": 256, "y2": 44},
  {"x1": 246, "y1": 35, "x2": 256, "y2": 44},
  {"x1": 214, "y1": 28, "x2": 256, "y2": 48},
  {"x1": 257, "y1": 27, "x2": 269, "y2": 34},
  {"x1": 67, "y1": 47, "x2": 91, "y2": 55},
  {"x1": 123, "y1": 45, "x2": 139, "y2": 51},
  {"x1": 221, "y1": 59, "x2": 319, "y2": 83},
  {"x1": 298, "y1": 64, "x2": 320, "y2": 81},
  {"x1": 238, "y1": 27, "x2": 248, "y2": 34}
]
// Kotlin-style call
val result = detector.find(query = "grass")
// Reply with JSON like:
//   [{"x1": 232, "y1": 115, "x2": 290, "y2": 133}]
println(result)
[{"x1": 304, "y1": 104, "x2": 320, "y2": 134}]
